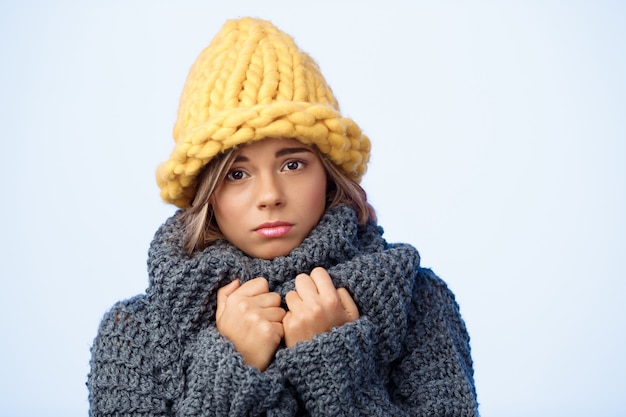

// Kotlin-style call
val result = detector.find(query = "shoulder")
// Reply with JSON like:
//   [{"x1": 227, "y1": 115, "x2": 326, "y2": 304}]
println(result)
[
  {"x1": 91, "y1": 294, "x2": 183, "y2": 355},
  {"x1": 410, "y1": 267, "x2": 472, "y2": 348},
  {"x1": 95, "y1": 295, "x2": 149, "y2": 335},
  {"x1": 90, "y1": 295, "x2": 153, "y2": 359},
  {"x1": 415, "y1": 267, "x2": 453, "y2": 293},
  {"x1": 412, "y1": 267, "x2": 462, "y2": 312}
]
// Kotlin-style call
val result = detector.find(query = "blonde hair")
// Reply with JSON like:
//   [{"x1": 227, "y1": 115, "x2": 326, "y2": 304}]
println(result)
[{"x1": 180, "y1": 144, "x2": 376, "y2": 254}]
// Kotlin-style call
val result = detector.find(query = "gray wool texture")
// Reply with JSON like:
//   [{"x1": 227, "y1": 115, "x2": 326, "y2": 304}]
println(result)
[{"x1": 88, "y1": 205, "x2": 479, "y2": 416}]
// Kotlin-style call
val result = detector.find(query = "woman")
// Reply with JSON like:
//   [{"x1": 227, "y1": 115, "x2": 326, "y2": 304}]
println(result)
[{"x1": 88, "y1": 17, "x2": 479, "y2": 417}]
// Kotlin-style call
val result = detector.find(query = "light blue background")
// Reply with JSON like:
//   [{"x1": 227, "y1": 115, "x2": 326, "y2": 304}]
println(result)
[{"x1": 1, "y1": 1, "x2": 624, "y2": 416}]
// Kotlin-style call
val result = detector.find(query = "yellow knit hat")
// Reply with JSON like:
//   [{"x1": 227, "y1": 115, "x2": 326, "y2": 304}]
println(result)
[{"x1": 156, "y1": 17, "x2": 371, "y2": 208}]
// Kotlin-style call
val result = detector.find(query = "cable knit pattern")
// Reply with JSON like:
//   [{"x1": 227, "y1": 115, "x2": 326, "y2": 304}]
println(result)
[{"x1": 88, "y1": 205, "x2": 479, "y2": 416}]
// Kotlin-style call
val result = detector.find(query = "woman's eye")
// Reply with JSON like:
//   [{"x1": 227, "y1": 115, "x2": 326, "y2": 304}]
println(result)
[
  {"x1": 283, "y1": 160, "x2": 304, "y2": 171},
  {"x1": 226, "y1": 170, "x2": 247, "y2": 181}
]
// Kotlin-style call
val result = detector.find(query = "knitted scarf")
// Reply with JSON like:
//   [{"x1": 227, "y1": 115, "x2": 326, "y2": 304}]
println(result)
[{"x1": 145, "y1": 204, "x2": 420, "y2": 366}]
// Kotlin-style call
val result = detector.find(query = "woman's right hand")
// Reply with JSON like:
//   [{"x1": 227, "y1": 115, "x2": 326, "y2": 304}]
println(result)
[{"x1": 216, "y1": 278, "x2": 286, "y2": 371}]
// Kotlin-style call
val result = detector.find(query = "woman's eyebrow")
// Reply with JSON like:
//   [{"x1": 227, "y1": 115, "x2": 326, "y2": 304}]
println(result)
[
  {"x1": 275, "y1": 147, "x2": 313, "y2": 157},
  {"x1": 234, "y1": 146, "x2": 312, "y2": 163}
]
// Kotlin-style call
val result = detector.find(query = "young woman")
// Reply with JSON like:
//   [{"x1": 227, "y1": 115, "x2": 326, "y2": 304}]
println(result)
[{"x1": 88, "y1": 17, "x2": 479, "y2": 416}]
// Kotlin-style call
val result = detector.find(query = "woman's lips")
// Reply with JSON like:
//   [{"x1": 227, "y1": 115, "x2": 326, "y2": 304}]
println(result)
[{"x1": 255, "y1": 222, "x2": 293, "y2": 238}]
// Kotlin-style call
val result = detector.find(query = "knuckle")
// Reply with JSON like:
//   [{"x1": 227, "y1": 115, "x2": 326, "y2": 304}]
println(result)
[
  {"x1": 321, "y1": 293, "x2": 339, "y2": 309},
  {"x1": 308, "y1": 301, "x2": 324, "y2": 317},
  {"x1": 256, "y1": 320, "x2": 271, "y2": 333},
  {"x1": 283, "y1": 317, "x2": 297, "y2": 333},
  {"x1": 246, "y1": 312, "x2": 265, "y2": 329},
  {"x1": 237, "y1": 299, "x2": 253, "y2": 314}
]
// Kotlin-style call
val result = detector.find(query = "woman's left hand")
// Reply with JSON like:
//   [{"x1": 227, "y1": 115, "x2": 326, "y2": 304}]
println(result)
[{"x1": 283, "y1": 267, "x2": 359, "y2": 348}]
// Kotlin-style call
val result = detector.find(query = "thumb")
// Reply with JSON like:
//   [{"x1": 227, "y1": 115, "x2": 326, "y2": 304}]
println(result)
[
  {"x1": 337, "y1": 288, "x2": 360, "y2": 321},
  {"x1": 216, "y1": 279, "x2": 240, "y2": 319}
]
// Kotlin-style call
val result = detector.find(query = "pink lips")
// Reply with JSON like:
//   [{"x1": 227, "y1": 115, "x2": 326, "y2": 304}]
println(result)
[{"x1": 255, "y1": 221, "x2": 293, "y2": 238}]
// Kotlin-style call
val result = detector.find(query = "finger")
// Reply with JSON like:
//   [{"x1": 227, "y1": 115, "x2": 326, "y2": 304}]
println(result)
[
  {"x1": 254, "y1": 291, "x2": 283, "y2": 308},
  {"x1": 262, "y1": 306, "x2": 287, "y2": 323},
  {"x1": 270, "y1": 321, "x2": 285, "y2": 339},
  {"x1": 294, "y1": 273, "x2": 318, "y2": 299},
  {"x1": 218, "y1": 278, "x2": 241, "y2": 297},
  {"x1": 337, "y1": 288, "x2": 360, "y2": 320},
  {"x1": 309, "y1": 267, "x2": 337, "y2": 295},
  {"x1": 285, "y1": 290, "x2": 302, "y2": 311},
  {"x1": 216, "y1": 279, "x2": 240, "y2": 318},
  {"x1": 237, "y1": 277, "x2": 270, "y2": 296}
]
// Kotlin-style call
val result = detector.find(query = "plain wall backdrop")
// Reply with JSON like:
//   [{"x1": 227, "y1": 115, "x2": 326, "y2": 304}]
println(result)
[{"x1": 1, "y1": 1, "x2": 624, "y2": 416}]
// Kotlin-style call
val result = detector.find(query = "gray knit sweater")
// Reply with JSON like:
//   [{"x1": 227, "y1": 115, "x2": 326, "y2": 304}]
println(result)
[{"x1": 88, "y1": 205, "x2": 478, "y2": 416}]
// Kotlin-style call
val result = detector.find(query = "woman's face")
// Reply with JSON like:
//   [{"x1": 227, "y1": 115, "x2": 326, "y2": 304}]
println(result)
[{"x1": 212, "y1": 138, "x2": 327, "y2": 260}]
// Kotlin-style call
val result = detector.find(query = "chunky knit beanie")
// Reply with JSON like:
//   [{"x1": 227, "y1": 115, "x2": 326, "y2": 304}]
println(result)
[{"x1": 156, "y1": 17, "x2": 371, "y2": 208}]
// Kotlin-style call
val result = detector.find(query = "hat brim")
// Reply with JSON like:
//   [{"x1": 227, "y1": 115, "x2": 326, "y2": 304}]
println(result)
[{"x1": 157, "y1": 101, "x2": 370, "y2": 208}]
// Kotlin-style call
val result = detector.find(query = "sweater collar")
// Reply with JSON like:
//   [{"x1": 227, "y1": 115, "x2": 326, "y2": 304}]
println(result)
[
  {"x1": 146, "y1": 204, "x2": 420, "y2": 360},
  {"x1": 146, "y1": 205, "x2": 389, "y2": 321},
  {"x1": 147, "y1": 205, "x2": 385, "y2": 289}
]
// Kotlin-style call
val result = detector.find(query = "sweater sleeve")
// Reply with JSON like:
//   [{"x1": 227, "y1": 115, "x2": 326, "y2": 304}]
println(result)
[
  {"x1": 88, "y1": 296, "x2": 296, "y2": 417},
  {"x1": 273, "y1": 269, "x2": 479, "y2": 417}
]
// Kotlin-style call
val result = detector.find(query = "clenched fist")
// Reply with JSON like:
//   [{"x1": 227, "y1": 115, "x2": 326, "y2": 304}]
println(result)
[
  {"x1": 216, "y1": 277, "x2": 286, "y2": 371},
  {"x1": 283, "y1": 267, "x2": 359, "y2": 348}
]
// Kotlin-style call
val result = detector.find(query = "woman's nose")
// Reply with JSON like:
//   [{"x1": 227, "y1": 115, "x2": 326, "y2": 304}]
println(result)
[{"x1": 256, "y1": 174, "x2": 284, "y2": 208}]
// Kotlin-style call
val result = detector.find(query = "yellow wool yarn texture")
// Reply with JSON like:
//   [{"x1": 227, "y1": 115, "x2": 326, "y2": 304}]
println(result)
[{"x1": 156, "y1": 17, "x2": 371, "y2": 208}]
